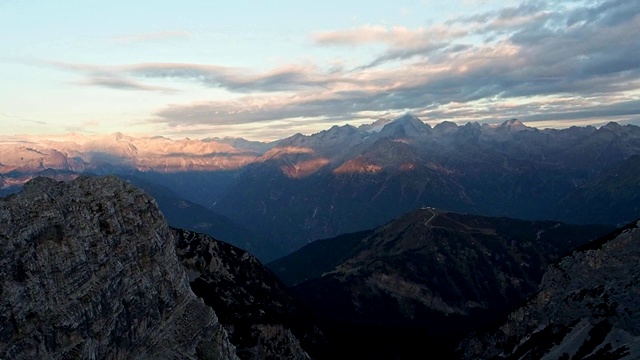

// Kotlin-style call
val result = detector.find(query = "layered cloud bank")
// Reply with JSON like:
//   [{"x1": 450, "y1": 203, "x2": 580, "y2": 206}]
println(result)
[{"x1": 2, "y1": 0, "x2": 639, "y2": 139}]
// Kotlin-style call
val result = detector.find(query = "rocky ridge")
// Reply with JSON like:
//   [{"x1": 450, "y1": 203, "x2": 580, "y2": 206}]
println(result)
[
  {"x1": 174, "y1": 228, "x2": 315, "y2": 360},
  {"x1": 271, "y1": 209, "x2": 614, "y2": 359},
  {"x1": 4, "y1": 118, "x2": 640, "y2": 258},
  {"x1": 214, "y1": 119, "x2": 640, "y2": 253},
  {"x1": 461, "y1": 220, "x2": 640, "y2": 359},
  {"x1": 0, "y1": 132, "x2": 264, "y2": 174},
  {"x1": 0, "y1": 176, "x2": 238, "y2": 359}
]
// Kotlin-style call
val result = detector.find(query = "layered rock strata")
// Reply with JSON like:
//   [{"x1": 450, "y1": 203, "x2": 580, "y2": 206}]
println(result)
[{"x1": 0, "y1": 176, "x2": 238, "y2": 359}]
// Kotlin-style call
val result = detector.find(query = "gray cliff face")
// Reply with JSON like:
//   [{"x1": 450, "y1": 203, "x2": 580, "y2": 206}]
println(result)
[
  {"x1": 461, "y1": 221, "x2": 640, "y2": 360},
  {"x1": 0, "y1": 176, "x2": 238, "y2": 359},
  {"x1": 174, "y1": 228, "x2": 312, "y2": 360}
]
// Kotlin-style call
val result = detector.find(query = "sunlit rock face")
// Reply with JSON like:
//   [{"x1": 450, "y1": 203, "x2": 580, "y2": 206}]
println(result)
[
  {"x1": 0, "y1": 176, "x2": 238, "y2": 360},
  {"x1": 0, "y1": 133, "x2": 262, "y2": 173}
]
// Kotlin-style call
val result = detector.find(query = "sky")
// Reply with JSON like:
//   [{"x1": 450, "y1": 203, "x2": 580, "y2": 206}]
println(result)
[{"x1": 1, "y1": 0, "x2": 639, "y2": 141}]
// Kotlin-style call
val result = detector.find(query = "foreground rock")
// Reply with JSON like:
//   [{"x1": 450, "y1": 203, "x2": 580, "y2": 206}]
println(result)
[
  {"x1": 174, "y1": 228, "x2": 317, "y2": 360},
  {"x1": 0, "y1": 176, "x2": 238, "y2": 359},
  {"x1": 461, "y1": 220, "x2": 640, "y2": 359}
]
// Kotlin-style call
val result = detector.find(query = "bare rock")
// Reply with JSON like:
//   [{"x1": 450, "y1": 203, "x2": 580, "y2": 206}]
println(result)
[
  {"x1": 460, "y1": 220, "x2": 640, "y2": 359},
  {"x1": 174, "y1": 228, "x2": 314, "y2": 360},
  {"x1": 0, "y1": 176, "x2": 238, "y2": 359}
]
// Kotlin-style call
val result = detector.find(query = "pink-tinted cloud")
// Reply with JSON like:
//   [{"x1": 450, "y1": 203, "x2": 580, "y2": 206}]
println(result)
[
  {"x1": 314, "y1": 25, "x2": 468, "y2": 66},
  {"x1": 43, "y1": 60, "x2": 357, "y2": 93},
  {"x1": 127, "y1": 62, "x2": 357, "y2": 92},
  {"x1": 314, "y1": 25, "x2": 466, "y2": 47},
  {"x1": 22, "y1": 0, "x2": 640, "y2": 139}
]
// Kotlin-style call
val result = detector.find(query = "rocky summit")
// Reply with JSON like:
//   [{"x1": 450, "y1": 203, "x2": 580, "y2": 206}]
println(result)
[{"x1": 0, "y1": 176, "x2": 238, "y2": 359}]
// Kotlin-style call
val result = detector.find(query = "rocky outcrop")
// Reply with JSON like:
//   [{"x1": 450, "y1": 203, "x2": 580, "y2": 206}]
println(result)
[
  {"x1": 0, "y1": 176, "x2": 238, "y2": 359},
  {"x1": 174, "y1": 228, "x2": 314, "y2": 360},
  {"x1": 460, "y1": 220, "x2": 640, "y2": 359}
]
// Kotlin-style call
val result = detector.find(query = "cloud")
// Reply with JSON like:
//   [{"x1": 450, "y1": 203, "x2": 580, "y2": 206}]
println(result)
[
  {"x1": 315, "y1": 25, "x2": 425, "y2": 46},
  {"x1": 42, "y1": 60, "x2": 355, "y2": 93},
  {"x1": 22, "y1": 0, "x2": 640, "y2": 138},
  {"x1": 314, "y1": 24, "x2": 466, "y2": 47},
  {"x1": 416, "y1": 96, "x2": 640, "y2": 126},
  {"x1": 76, "y1": 76, "x2": 177, "y2": 92},
  {"x1": 519, "y1": 99, "x2": 640, "y2": 122},
  {"x1": 127, "y1": 63, "x2": 352, "y2": 92},
  {"x1": 314, "y1": 24, "x2": 467, "y2": 67},
  {"x1": 450, "y1": 1, "x2": 552, "y2": 34},
  {"x1": 153, "y1": 92, "x2": 362, "y2": 126}
]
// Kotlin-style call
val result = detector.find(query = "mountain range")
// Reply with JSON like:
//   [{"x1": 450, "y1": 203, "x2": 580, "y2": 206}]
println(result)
[
  {"x1": 212, "y1": 116, "x2": 640, "y2": 254},
  {"x1": 3, "y1": 115, "x2": 640, "y2": 260}
]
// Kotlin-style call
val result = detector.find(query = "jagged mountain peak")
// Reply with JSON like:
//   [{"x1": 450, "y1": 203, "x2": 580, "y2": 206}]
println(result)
[
  {"x1": 358, "y1": 118, "x2": 393, "y2": 133},
  {"x1": 392, "y1": 112, "x2": 425, "y2": 125},
  {"x1": 111, "y1": 131, "x2": 126, "y2": 141},
  {"x1": 603, "y1": 121, "x2": 623, "y2": 128},
  {"x1": 434, "y1": 120, "x2": 458, "y2": 128},
  {"x1": 502, "y1": 118, "x2": 523, "y2": 126},
  {"x1": 379, "y1": 113, "x2": 431, "y2": 138},
  {"x1": 273, "y1": 125, "x2": 365, "y2": 159},
  {"x1": 322, "y1": 123, "x2": 359, "y2": 135},
  {"x1": 599, "y1": 121, "x2": 639, "y2": 136},
  {"x1": 433, "y1": 120, "x2": 459, "y2": 135},
  {"x1": 481, "y1": 118, "x2": 533, "y2": 135},
  {"x1": 460, "y1": 121, "x2": 482, "y2": 133},
  {"x1": 278, "y1": 132, "x2": 307, "y2": 145},
  {"x1": 499, "y1": 118, "x2": 531, "y2": 131}
]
